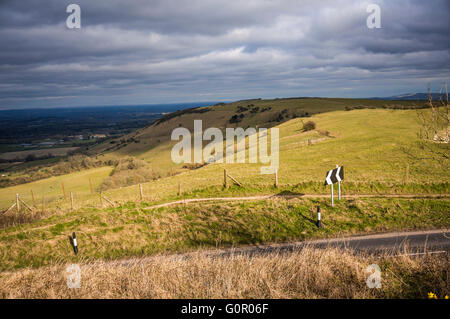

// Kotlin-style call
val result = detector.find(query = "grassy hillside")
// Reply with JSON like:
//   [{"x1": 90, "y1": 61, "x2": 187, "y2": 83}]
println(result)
[
  {"x1": 1, "y1": 107, "x2": 448, "y2": 211},
  {"x1": 89, "y1": 98, "x2": 426, "y2": 163},
  {"x1": 94, "y1": 108, "x2": 449, "y2": 206},
  {"x1": 0, "y1": 101, "x2": 448, "y2": 274}
]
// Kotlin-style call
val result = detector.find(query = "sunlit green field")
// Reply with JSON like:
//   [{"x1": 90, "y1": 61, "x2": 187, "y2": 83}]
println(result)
[
  {"x1": 98, "y1": 108, "x2": 449, "y2": 205},
  {"x1": 1, "y1": 108, "x2": 448, "y2": 211},
  {"x1": 0, "y1": 166, "x2": 113, "y2": 210}
]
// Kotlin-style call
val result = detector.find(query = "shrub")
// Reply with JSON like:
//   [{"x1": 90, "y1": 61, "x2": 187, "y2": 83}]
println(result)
[
  {"x1": 229, "y1": 114, "x2": 242, "y2": 124},
  {"x1": 302, "y1": 121, "x2": 316, "y2": 131}
]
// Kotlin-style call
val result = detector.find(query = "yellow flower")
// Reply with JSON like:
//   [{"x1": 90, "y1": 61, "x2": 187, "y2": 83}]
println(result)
[
  {"x1": 428, "y1": 292, "x2": 437, "y2": 299},
  {"x1": 445, "y1": 295, "x2": 449, "y2": 299}
]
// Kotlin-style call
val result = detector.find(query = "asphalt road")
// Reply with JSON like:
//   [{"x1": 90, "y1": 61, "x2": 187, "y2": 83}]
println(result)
[
  {"x1": 109, "y1": 229, "x2": 449, "y2": 267},
  {"x1": 211, "y1": 229, "x2": 450, "y2": 258}
]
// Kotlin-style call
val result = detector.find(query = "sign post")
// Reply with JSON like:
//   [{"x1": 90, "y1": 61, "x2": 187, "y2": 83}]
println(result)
[
  {"x1": 331, "y1": 184, "x2": 334, "y2": 206},
  {"x1": 336, "y1": 164, "x2": 341, "y2": 200},
  {"x1": 338, "y1": 181, "x2": 341, "y2": 200}
]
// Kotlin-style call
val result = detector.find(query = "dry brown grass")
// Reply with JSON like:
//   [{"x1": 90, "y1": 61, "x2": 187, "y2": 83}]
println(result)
[
  {"x1": 0, "y1": 247, "x2": 447, "y2": 299},
  {"x1": 0, "y1": 210, "x2": 45, "y2": 229}
]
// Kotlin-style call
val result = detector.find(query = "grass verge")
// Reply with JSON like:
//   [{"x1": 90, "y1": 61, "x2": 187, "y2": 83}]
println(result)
[
  {"x1": 0, "y1": 197, "x2": 448, "y2": 271},
  {"x1": 0, "y1": 247, "x2": 447, "y2": 298}
]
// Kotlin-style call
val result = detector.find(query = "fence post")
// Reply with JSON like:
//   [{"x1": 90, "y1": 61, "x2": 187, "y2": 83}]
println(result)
[
  {"x1": 31, "y1": 189, "x2": 36, "y2": 207},
  {"x1": 224, "y1": 169, "x2": 228, "y2": 188},
  {"x1": 61, "y1": 182, "x2": 66, "y2": 200},
  {"x1": 70, "y1": 192, "x2": 74, "y2": 210},
  {"x1": 16, "y1": 193, "x2": 20, "y2": 213},
  {"x1": 275, "y1": 169, "x2": 278, "y2": 188},
  {"x1": 139, "y1": 184, "x2": 143, "y2": 201},
  {"x1": 178, "y1": 180, "x2": 181, "y2": 196}
]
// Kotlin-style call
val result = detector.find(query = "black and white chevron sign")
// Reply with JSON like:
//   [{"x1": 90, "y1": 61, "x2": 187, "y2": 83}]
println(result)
[{"x1": 324, "y1": 166, "x2": 344, "y2": 185}]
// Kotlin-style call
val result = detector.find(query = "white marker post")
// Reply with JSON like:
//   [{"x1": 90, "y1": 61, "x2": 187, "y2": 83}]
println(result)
[
  {"x1": 338, "y1": 181, "x2": 341, "y2": 200},
  {"x1": 331, "y1": 184, "x2": 334, "y2": 207},
  {"x1": 317, "y1": 206, "x2": 322, "y2": 228},
  {"x1": 72, "y1": 232, "x2": 78, "y2": 255},
  {"x1": 335, "y1": 164, "x2": 343, "y2": 201}
]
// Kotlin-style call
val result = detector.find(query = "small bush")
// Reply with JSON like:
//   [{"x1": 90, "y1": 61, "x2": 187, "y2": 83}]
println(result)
[{"x1": 302, "y1": 121, "x2": 316, "y2": 131}]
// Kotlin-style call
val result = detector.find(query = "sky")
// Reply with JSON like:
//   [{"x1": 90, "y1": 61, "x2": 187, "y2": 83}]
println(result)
[{"x1": 0, "y1": 0, "x2": 449, "y2": 109}]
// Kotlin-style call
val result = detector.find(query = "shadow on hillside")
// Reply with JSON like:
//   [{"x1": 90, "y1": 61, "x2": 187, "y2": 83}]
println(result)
[{"x1": 274, "y1": 190, "x2": 305, "y2": 197}]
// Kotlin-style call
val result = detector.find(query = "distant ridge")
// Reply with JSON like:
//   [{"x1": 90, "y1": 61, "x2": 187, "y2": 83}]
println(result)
[{"x1": 371, "y1": 93, "x2": 444, "y2": 100}]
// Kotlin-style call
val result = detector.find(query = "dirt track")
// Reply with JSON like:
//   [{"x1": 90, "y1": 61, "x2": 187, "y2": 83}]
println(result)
[{"x1": 145, "y1": 193, "x2": 450, "y2": 209}]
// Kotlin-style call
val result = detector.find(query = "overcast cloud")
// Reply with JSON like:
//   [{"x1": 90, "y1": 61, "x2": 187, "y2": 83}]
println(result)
[{"x1": 0, "y1": 0, "x2": 449, "y2": 109}]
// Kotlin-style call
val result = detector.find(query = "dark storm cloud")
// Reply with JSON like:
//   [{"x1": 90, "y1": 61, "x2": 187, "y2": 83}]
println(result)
[{"x1": 0, "y1": 0, "x2": 449, "y2": 108}]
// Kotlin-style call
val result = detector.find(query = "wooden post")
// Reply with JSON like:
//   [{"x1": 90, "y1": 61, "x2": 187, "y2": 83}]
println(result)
[
  {"x1": 224, "y1": 169, "x2": 228, "y2": 188},
  {"x1": 226, "y1": 172, "x2": 242, "y2": 187},
  {"x1": 31, "y1": 189, "x2": 36, "y2": 207},
  {"x1": 178, "y1": 180, "x2": 181, "y2": 196},
  {"x1": 101, "y1": 194, "x2": 114, "y2": 207},
  {"x1": 89, "y1": 178, "x2": 93, "y2": 194},
  {"x1": 2, "y1": 203, "x2": 17, "y2": 215},
  {"x1": 274, "y1": 169, "x2": 278, "y2": 188},
  {"x1": 139, "y1": 184, "x2": 143, "y2": 201},
  {"x1": 19, "y1": 198, "x2": 33, "y2": 212},
  {"x1": 16, "y1": 194, "x2": 20, "y2": 213},
  {"x1": 61, "y1": 182, "x2": 66, "y2": 200},
  {"x1": 70, "y1": 192, "x2": 74, "y2": 210}
]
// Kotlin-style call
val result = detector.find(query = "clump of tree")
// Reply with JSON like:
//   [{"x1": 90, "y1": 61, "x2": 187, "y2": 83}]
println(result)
[
  {"x1": 403, "y1": 82, "x2": 449, "y2": 167},
  {"x1": 270, "y1": 109, "x2": 289, "y2": 122},
  {"x1": 229, "y1": 114, "x2": 243, "y2": 124},
  {"x1": 236, "y1": 106, "x2": 249, "y2": 113},
  {"x1": 250, "y1": 106, "x2": 260, "y2": 113},
  {"x1": 418, "y1": 82, "x2": 449, "y2": 143},
  {"x1": 302, "y1": 120, "x2": 316, "y2": 131}
]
